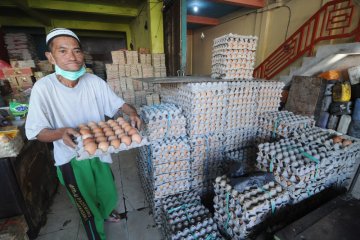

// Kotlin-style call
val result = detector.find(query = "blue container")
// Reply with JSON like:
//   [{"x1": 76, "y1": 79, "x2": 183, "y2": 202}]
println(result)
[
  {"x1": 317, "y1": 111, "x2": 330, "y2": 129},
  {"x1": 353, "y1": 98, "x2": 360, "y2": 121},
  {"x1": 321, "y1": 96, "x2": 332, "y2": 112},
  {"x1": 348, "y1": 120, "x2": 360, "y2": 138}
]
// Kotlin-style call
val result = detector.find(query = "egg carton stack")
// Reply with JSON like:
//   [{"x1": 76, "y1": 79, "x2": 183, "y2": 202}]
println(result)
[
  {"x1": 190, "y1": 133, "x2": 226, "y2": 194},
  {"x1": 211, "y1": 34, "x2": 257, "y2": 80},
  {"x1": 138, "y1": 104, "x2": 191, "y2": 224},
  {"x1": 125, "y1": 50, "x2": 139, "y2": 65},
  {"x1": 225, "y1": 81, "x2": 257, "y2": 153},
  {"x1": 257, "y1": 111, "x2": 316, "y2": 144},
  {"x1": 139, "y1": 53, "x2": 152, "y2": 65},
  {"x1": 213, "y1": 176, "x2": 289, "y2": 239},
  {"x1": 161, "y1": 190, "x2": 223, "y2": 240},
  {"x1": 140, "y1": 103, "x2": 187, "y2": 141},
  {"x1": 152, "y1": 53, "x2": 167, "y2": 77},
  {"x1": 161, "y1": 82, "x2": 228, "y2": 194},
  {"x1": 256, "y1": 127, "x2": 360, "y2": 203},
  {"x1": 111, "y1": 50, "x2": 126, "y2": 65},
  {"x1": 255, "y1": 81, "x2": 284, "y2": 115},
  {"x1": 4, "y1": 33, "x2": 38, "y2": 60}
]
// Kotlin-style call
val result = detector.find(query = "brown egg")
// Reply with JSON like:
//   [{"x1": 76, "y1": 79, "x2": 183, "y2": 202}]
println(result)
[
  {"x1": 98, "y1": 121, "x2": 107, "y2": 126},
  {"x1": 89, "y1": 124, "x2": 99, "y2": 130},
  {"x1": 80, "y1": 129, "x2": 91, "y2": 135},
  {"x1": 96, "y1": 136, "x2": 107, "y2": 143},
  {"x1": 120, "y1": 135, "x2": 131, "y2": 146},
  {"x1": 84, "y1": 142, "x2": 97, "y2": 155},
  {"x1": 102, "y1": 127, "x2": 112, "y2": 132},
  {"x1": 104, "y1": 130, "x2": 115, "y2": 137},
  {"x1": 342, "y1": 139, "x2": 352, "y2": 147},
  {"x1": 115, "y1": 129, "x2": 125, "y2": 135},
  {"x1": 92, "y1": 128, "x2": 103, "y2": 134},
  {"x1": 122, "y1": 122, "x2": 130, "y2": 128},
  {"x1": 83, "y1": 138, "x2": 95, "y2": 146},
  {"x1": 124, "y1": 125, "x2": 132, "y2": 133},
  {"x1": 113, "y1": 125, "x2": 122, "y2": 131},
  {"x1": 332, "y1": 135, "x2": 343, "y2": 144},
  {"x1": 107, "y1": 119, "x2": 116, "y2": 124},
  {"x1": 78, "y1": 124, "x2": 88, "y2": 129},
  {"x1": 94, "y1": 132, "x2": 105, "y2": 138},
  {"x1": 108, "y1": 135, "x2": 117, "y2": 141},
  {"x1": 111, "y1": 139, "x2": 121, "y2": 148},
  {"x1": 82, "y1": 134, "x2": 93, "y2": 140},
  {"x1": 128, "y1": 128, "x2": 138, "y2": 136},
  {"x1": 98, "y1": 141, "x2": 109, "y2": 152},
  {"x1": 131, "y1": 134, "x2": 142, "y2": 144},
  {"x1": 117, "y1": 133, "x2": 126, "y2": 139},
  {"x1": 116, "y1": 117, "x2": 125, "y2": 124},
  {"x1": 109, "y1": 122, "x2": 118, "y2": 128},
  {"x1": 88, "y1": 121, "x2": 97, "y2": 126}
]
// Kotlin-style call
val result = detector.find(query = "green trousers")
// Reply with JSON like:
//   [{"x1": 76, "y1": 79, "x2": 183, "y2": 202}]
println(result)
[{"x1": 57, "y1": 157, "x2": 118, "y2": 240}]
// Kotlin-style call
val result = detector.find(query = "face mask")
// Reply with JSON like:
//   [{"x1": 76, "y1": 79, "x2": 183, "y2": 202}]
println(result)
[{"x1": 55, "y1": 64, "x2": 86, "y2": 81}]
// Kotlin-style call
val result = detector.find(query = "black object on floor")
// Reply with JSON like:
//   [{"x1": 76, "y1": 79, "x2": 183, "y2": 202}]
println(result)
[{"x1": 274, "y1": 195, "x2": 360, "y2": 240}]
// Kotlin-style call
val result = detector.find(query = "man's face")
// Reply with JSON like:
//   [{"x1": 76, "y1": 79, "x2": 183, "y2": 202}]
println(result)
[{"x1": 45, "y1": 36, "x2": 84, "y2": 71}]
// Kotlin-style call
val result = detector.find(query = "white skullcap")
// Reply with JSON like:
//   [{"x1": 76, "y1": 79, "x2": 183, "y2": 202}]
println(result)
[{"x1": 46, "y1": 28, "x2": 80, "y2": 45}]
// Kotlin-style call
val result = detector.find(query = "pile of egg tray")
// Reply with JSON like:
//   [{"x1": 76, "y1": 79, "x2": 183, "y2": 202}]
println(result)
[
  {"x1": 161, "y1": 190, "x2": 223, "y2": 240},
  {"x1": 291, "y1": 127, "x2": 360, "y2": 188},
  {"x1": 257, "y1": 111, "x2": 315, "y2": 142},
  {"x1": 140, "y1": 103, "x2": 186, "y2": 141},
  {"x1": 256, "y1": 127, "x2": 360, "y2": 203},
  {"x1": 77, "y1": 117, "x2": 142, "y2": 156},
  {"x1": 225, "y1": 146, "x2": 258, "y2": 176},
  {"x1": 213, "y1": 176, "x2": 289, "y2": 239},
  {"x1": 190, "y1": 133, "x2": 226, "y2": 194},
  {"x1": 161, "y1": 82, "x2": 228, "y2": 136},
  {"x1": 211, "y1": 34, "x2": 257, "y2": 80},
  {"x1": 137, "y1": 134, "x2": 191, "y2": 224},
  {"x1": 255, "y1": 80, "x2": 284, "y2": 115}
]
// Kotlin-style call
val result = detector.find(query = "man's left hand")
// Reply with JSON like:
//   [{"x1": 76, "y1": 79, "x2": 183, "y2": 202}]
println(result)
[{"x1": 129, "y1": 113, "x2": 142, "y2": 130}]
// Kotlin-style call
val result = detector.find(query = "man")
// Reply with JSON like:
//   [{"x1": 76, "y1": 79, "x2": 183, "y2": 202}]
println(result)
[{"x1": 25, "y1": 28, "x2": 141, "y2": 240}]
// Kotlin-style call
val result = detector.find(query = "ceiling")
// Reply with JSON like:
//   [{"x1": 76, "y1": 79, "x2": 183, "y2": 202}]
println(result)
[{"x1": 186, "y1": 0, "x2": 265, "y2": 30}]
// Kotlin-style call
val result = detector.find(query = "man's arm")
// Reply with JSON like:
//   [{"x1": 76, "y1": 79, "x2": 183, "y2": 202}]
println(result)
[
  {"x1": 37, "y1": 128, "x2": 80, "y2": 148},
  {"x1": 120, "y1": 103, "x2": 142, "y2": 129}
]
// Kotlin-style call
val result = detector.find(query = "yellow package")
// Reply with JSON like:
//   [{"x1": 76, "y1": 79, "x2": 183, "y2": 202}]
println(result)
[{"x1": 332, "y1": 82, "x2": 351, "y2": 102}]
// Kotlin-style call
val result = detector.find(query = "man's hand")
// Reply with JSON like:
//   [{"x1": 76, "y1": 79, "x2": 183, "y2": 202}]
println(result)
[
  {"x1": 61, "y1": 128, "x2": 80, "y2": 148},
  {"x1": 129, "y1": 113, "x2": 142, "y2": 130},
  {"x1": 120, "y1": 103, "x2": 143, "y2": 130}
]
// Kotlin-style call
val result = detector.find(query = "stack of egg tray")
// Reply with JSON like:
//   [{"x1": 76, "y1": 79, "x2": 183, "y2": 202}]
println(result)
[
  {"x1": 140, "y1": 103, "x2": 187, "y2": 141},
  {"x1": 257, "y1": 111, "x2": 316, "y2": 143},
  {"x1": 255, "y1": 81, "x2": 284, "y2": 114},
  {"x1": 137, "y1": 136, "x2": 191, "y2": 224},
  {"x1": 256, "y1": 127, "x2": 360, "y2": 203},
  {"x1": 224, "y1": 146, "x2": 258, "y2": 176},
  {"x1": 211, "y1": 34, "x2": 257, "y2": 80},
  {"x1": 189, "y1": 133, "x2": 226, "y2": 195},
  {"x1": 162, "y1": 82, "x2": 228, "y2": 136},
  {"x1": 161, "y1": 190, "x2": 223, "y2": 240},
  {"x1": 213, "y1": 176, "x2": 289, "y2": 239}
]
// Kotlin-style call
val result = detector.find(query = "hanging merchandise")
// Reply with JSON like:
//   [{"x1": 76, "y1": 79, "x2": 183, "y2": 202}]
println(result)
[
  {"x1": 332, "y1": 82, "x2": 351, "y2": 102},
  {"x1": 318, "y1": 70, "x2": 340, "y2": 81},
  {"x1": 353, "y1": 98, "x2": 360, "y2": 121},
  {"x1": 317, "y1": 111, "x2": 330, "y2": 129}
]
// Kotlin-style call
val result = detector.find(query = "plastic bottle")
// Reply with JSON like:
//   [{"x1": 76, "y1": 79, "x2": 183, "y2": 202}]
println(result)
[{"x1": 337, "y1": 115, "x2": 352, "y2": 134}]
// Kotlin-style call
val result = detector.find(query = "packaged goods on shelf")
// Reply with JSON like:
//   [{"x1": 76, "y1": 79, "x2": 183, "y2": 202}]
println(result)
[
  {"x1": 4, "y1": 33, "x2": 38, "y2": 60},
  {"x1": 212, "y1": 34, "x2": 257, "y2": 80}
]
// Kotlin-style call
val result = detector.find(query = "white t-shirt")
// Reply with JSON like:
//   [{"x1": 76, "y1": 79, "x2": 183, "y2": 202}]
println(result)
[{"x1": 25, "y1": 73, "x2": 125, "y2": 166}]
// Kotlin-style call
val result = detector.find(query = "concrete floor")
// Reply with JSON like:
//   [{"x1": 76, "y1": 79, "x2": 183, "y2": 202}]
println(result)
[{"x1": 36, "y1": 149, "x2": 162, "y2": 240}]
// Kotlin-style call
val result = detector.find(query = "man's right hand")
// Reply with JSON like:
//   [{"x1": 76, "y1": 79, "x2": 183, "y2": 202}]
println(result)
[
  {"x1": 36, "y1": 127, "x2": 80, "y2": 148},
  {"x1": 61, "y1": 128, "x2": 80, "y2": 148}
]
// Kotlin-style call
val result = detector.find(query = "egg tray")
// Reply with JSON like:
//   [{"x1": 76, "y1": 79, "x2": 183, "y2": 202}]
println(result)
[
  {"x1": 213, "y1": 176, "x2": 289, "y2": 239},
  {"x1": 74, "y1": 135, "x2": 149, "y2": 160},
  {"x1": 160, "y1": 190, "x2": 223, "y2": 240},
  {"x1": 256, "y1": 135, "x2": 358, "y2": 203}
]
